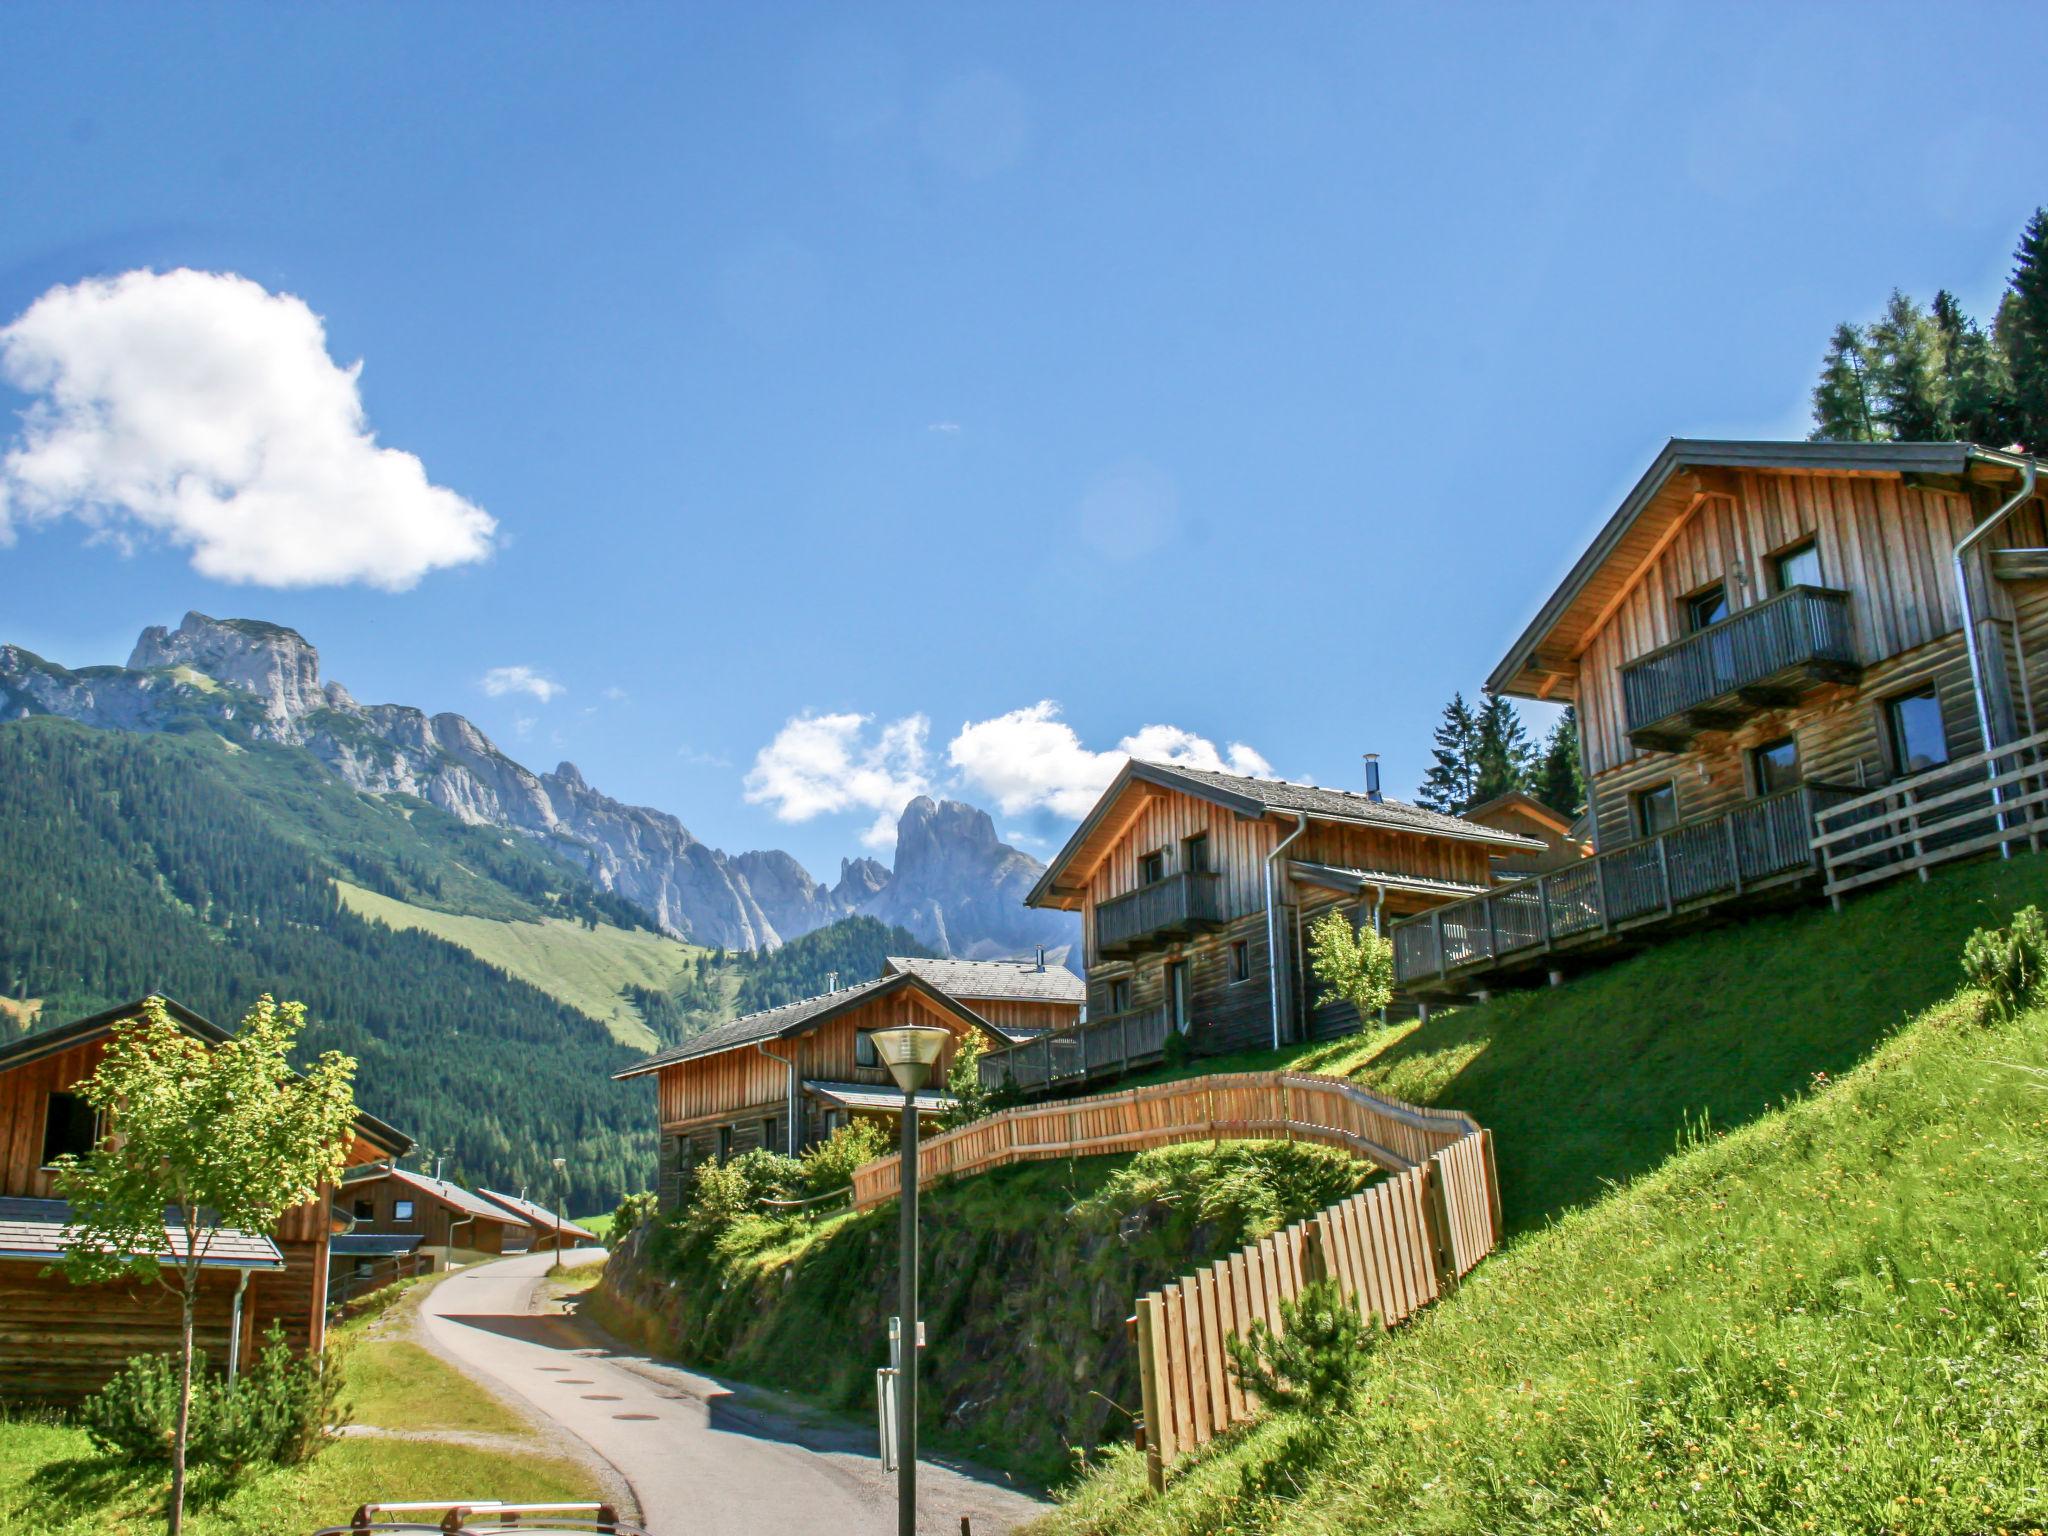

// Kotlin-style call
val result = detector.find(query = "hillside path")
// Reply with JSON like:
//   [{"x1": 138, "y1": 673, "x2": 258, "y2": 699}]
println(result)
[{"x1": 417, "y1": 1250, "x2": 1045, "y2": 1536}]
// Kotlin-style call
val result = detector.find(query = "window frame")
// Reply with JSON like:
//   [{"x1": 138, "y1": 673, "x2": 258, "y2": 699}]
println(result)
[
  {"x1": 1137, "y1": 849, "x2": 1167, "y2": 886},
  {"x1": 392, "y1": 1199, "x2": 416, "y2": 1223},
  {"x1": 1679, "y1": 581, "x2": 1730, "y2": 635},
  {"x1": 1748, "y1": 734, "x2": 1803, "y2": 797},
  {"x1": 1770, "y1": 538, "x2": 1823, "y2": 593},
  {"x1": 1106, "y1": 978, "x2": 1132, "y2": 1016},
  {"x1": 39, "y1": 1090, "x2": 99, "y2": 1170},
  {"x1": 1182, "y1": 833, "x2": 1211, "y2": 876},
  {"x1": 1884, "y1": 686, "x2": 1951, "y2": 777},
  {"x1": 854, "y1": 1030, "x2": 879, "y2": 1068},
  {"x1": 1230, "y1": 939, "x2": 1252, "y2": 983},
  {"x1": 1631, "y1": 781, "x2": 1679, "y2": 840}
]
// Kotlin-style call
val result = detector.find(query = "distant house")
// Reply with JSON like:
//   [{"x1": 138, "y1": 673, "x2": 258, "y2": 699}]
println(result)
[
  {"x1": 615, "y1": 969, "x2": 997, "y2": 1209},
  {"x1": 0, "y1": 998, "x2": 412, "y2": 1404},
  {"x1": 1016, "y1": 758, "x2": 1543, "y2": 1082},
  {"x1": 878, "y1": 953, "x2": 1084, "y2": 1041},
  {"x1": 1394, "y1": 439, "x2": 2048, "y2": 994},
  {"x1": 477, "y1": 1188, "x2": 597, "y2": 1251},
  {"x1": 339, "y1": 1164, "x2": 532, "y2": 1258},
  {"x1": 1463, "y1": 791, "x2": 1591, "y2": 880}
]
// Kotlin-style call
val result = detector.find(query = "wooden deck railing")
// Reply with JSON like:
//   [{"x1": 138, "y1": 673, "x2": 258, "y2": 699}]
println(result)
[
  {"x1": 978, "y1": 1006, "x2": 1171, "y2": 1094},
  {"x1": 1620, "y1": 585, "x2": 1856, "y2": 746},
  {"x1": 1096, "y1": 871, "x2": 1226, "y2": 956},
  {"x1": 1133, "y1": 1125, "x2": 1499, "y2": 1490},
  {"x1": 1392, "y1": 781, "x2": 1860, "y2": 987},
  {"x1": 1816, "y1": 724, "x2": 2048, "y2": 900},
  {"x1": 849, "y1": 1071, "x2": 1480, "y2": 1209}
]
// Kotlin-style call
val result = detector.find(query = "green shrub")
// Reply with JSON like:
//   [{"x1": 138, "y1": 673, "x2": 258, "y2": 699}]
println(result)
[
  {"x1": 685, "y1": 1148, "x2": 800, "y2": 1234},
  {"x1": 797, "y1": 1120, "x2": 887, "y2": 1198},
  {"x1": 81, "y1": 1349, "x2": 189, "y2": 1463},
  {"x1": 80, "y1": 1326, "x2": 345, "y2": 1471},
  {"x1": 1223, "y1": 1278, "x2": 1374, "y2": 1419},
  {"x1": 1076, "y1": 1141, "x2": 1373, "y2": 1248},
  {"x1": 1961, "y1": 903, "x2": 2048, "y2": 1020},
  {"x1": 606, "y1": 1190, "x2": 660, "y2": 1252},
  {"x1": 938, "y1": 1030, "x2": 996, "y2": 1129}
]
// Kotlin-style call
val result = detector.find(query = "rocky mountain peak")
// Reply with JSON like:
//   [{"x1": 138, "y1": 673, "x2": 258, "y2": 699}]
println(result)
[
  {"x1": 553, "y1": 761, "x2": 588, "y2": 791},
  {"x1": 129, "y1": 611, "x2": 324, "y2": 725},
  {"x1": 860, "y1": 797, "x2": 1076, "y2": 966},
  {"x1": 834, "y1": 856, "x2": 891, "y2": 904}
]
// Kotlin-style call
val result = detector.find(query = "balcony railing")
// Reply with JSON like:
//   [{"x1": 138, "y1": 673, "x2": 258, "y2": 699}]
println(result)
[
  {"x1": 978, "y1": 1007, "x2": 1172, "y2": 1095},
  {"x1": 1621, "y1": 585, "x2": 1858, "y2": 750},
  {"x1": 1094, "y1": 871, "x2": 1226, "y2": 958},
  {"x1": 1391, "y1": 782, "x2": 1861, "y2": 988}
]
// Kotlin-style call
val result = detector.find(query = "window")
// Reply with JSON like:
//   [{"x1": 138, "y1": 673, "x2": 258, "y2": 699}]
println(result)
[
  {"x1": 1138, "y1": 850, "x2": 1166, "y2": 885},
  {"x1": 1682, "y1": 583, "x2": 1729, "y2": 634},
  {"x1": 1750, "y1": 735, "x2": 1802, "y2": 796},
  {"x1": 1771, "y1": 539, "x2": 1822, "y2": 591},
  {"x1": 393, "y1": 1199, "x2": 416, "y2": 1222},
  {"x1": 717, "y1": 1124, "x2": 734, "y2": 1161},
  {"x1": 1632, "y1": 783, "x2": 1678, "y2": 838},
  {"x1": 40, "y1": 1092, "x2": 97, "y2": 1166},
  {"x1": 1182, "y1": 834, "x2": 1211, "y2": 875},
  {"x1": 1166, "y1": 961, "x2": 1190, "y2": 1032},
  {"x1": 1106, "y1": 978, "x2": 1132, "y2": 1016},
  {"x1": 1231, "y1": 940, "x2": 1251, "y2": 983},
  {"x1": 855, "y1": 1031, "x2": 879, "y2": 1068},
  {"x1": 1887, "y1": 688, "x2": 1951, "y2": 774},
  {"x1": 352, "y1": 1198, "x2": 375, "y2": 1221}
]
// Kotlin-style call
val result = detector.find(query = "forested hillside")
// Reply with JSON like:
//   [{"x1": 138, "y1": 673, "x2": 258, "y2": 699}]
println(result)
[
  {"x1": 0, "y1": 718, "x2": 653, "y2": 1212},
  {"x1": 730, "y1": 915, "x2": 938, "y2": 1014}
]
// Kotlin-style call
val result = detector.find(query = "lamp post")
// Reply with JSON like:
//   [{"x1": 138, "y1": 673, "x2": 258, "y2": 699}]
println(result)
[
  {"x1": 551, "y1": 1157, "x2": 567, "y2": 1255},
  {"x1": 867, "y1": 1023, "x2": 951, "y2": 1536}
]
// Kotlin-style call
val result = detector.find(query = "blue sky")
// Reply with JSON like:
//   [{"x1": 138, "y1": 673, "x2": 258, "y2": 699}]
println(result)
[{"x1": 4, "y1": 3, "x2": 2047, "y2": 879}]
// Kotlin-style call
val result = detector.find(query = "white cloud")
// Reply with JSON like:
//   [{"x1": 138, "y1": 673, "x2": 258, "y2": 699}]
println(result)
[
  {"x1": 481, "y1": 665, "x2": 564, "y2": 703},
  {"x1": 744, "y1": 711, "x2": 931, "y2": 847},
  {"x1": 0, "y1": 268, "x2": 495, "y2": 589},
  {"x1": 926, "y1": 421, "x2": 961, "y2": 434},
  {"x1": 945, "y1": 701, "x2": 1273, "y2": 819},
  {"x1": 601, "y1": 685, "x2": 630, "y2": 703}
]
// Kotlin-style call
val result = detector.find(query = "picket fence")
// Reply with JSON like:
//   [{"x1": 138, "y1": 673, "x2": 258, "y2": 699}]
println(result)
[
  {"x1": 848, "y1": 1070, "x2": 1480, "y2": 1210},
  {"x1": 1133, "y1": 1126, "x2": 1500, "y2": 1490}
]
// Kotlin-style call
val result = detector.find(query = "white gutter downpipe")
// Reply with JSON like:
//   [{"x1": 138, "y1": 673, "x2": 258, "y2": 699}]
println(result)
[
  {"x1": 756, "y1": 1040, "x2": 801, "y2": 1156},
  {"x1": 1956, "y1": 450, "x2": 2040, "y2": 840},
  {"x1": 226, "y1": 1268, "x2": 253, "y2": 1382},
  {"x1": 1264, "y1": 813, "x2": 1310, "y2": 1050}
]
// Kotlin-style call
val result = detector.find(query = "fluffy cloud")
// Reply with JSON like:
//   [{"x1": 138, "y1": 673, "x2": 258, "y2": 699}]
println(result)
[
  {"x1": 745, "y1": 711, "x2": 932, "y2": 848},
  {"x1": 946, "y1": 701, "x2": 1271, "y2": 819},
  {"x1": 481, "y1": 665, "x2": 564, "y2": 703},
  {"x1": 0, "y1": 268, "x2": 495, "y2": 589}
]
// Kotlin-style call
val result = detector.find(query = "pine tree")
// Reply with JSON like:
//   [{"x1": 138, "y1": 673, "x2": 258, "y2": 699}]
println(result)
[
  {"x1": 1934, "y1": 288, "x2": 2017, "y2": 446},
  {"x1": 2005, "y1": 207, "x2": 2048, "y2": 453},
  {"x1": 1535, "y1": 707, "x2": 1584, "y2": 818},
  {"x1": 1417, "y1": 693, "x2": 1481, "y2": 815},
  {"x1": 1812, "y1": 322, "x2": 1879, "y2": 441},
  {"x1": 1865, "y1": 291, "x2": 1952, "y2": 440},
  {"x1": 1472, "y1": 695, "x2": 1537, "y2": 805}
]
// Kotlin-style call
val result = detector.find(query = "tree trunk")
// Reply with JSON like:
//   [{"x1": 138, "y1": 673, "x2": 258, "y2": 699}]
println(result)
[{"x1": 170, "y1": 1279, "x2": 194, "y2": 1536}]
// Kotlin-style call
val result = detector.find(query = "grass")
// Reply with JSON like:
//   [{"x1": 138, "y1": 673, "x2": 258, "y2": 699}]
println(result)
[
  {"x1": 1031, "y1": 985, "x2": 2048, "y2": 1535},
  {"x1": 335, "y1": 879, "x2": 709, "y2": 1048},
  {"x1": 0, "y1": 1277, "x2": 599, "y2": 1535}
]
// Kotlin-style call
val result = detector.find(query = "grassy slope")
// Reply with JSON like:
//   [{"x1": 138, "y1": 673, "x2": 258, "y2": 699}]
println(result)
[
  {"x1": 336, "y1": 880, "x2": 708, "y2": 1050},
  {"x1": 0, "y1": 1279, "x2": 596, "y2": 1535},
  {"x1": 1035, "y1": 987, "x2": 2048, "y2": 1536}
]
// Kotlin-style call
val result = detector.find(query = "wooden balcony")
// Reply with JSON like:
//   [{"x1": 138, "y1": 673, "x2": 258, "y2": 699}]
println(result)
[
  {"x1": 1621, "y1": 586, "x2": 1859, "y2": 751},
  {"x1": 1094, "y1": 872, "x2": 1226, "y2": 958},
  {"x1": 1391, "y1": 782, "x2": 1861, "y2": 993},
  {"x1": 978, "y1": 1007, "x2": 1172, "y2": 1096}
]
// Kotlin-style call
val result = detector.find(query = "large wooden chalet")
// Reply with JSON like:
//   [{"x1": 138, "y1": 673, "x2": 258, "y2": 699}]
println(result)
[
  {"x1": 999, "y1": 758, "x2": 1543, "y2": 1092},
  {"x1": 0, "y1": 998, "x2": 411, "y2": 1404},
  {"x1": 1393, "y1": 439, "x2": 2048, "y2": 994},
  {"x1": 619, "y1": 966, "x2": 1044, "y2": 1209}
]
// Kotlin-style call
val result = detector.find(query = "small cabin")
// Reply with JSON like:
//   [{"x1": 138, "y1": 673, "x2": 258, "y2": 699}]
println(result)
[
  {"x1": 339, "y1": 1165, "x2": 533, "y2": 1258},
  {"x1": 478, "y1": 1188, "x2": 597, "y2": 1251},
  {"x1": 616, "y1": 970, "x2": 993, "y2": 1210},
  {"x1": 0, "y1": 998, "x2": 412, "y2": 1404}
]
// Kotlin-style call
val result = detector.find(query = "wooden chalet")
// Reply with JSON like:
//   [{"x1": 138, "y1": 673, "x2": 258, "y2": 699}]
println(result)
[
  {"x1": 1394, "y1": 439, "x2": 2048, "y2": 994},
  {"x1": 878, "y1": 953, "x2": 1084, "y2": 1040},
  {"x1": 339, "y1": 1164, "x2": 533, "y2": 1257},
  {"x1": 0, "y1": 998, "x2": 412, "y2": 1405},
  {"x1": 1001, "y1": 759, "x2": 1544, "y2": 1093},
  {"x1": 1463, "y1": 791, "x2": 1592, "y2": 880},
  {"x1": 477, "y1": 1188, "x2": 598, "y2": 1252},
  {"x1": 615, "y1": 970, "x2": 995, "y2": 1209}
]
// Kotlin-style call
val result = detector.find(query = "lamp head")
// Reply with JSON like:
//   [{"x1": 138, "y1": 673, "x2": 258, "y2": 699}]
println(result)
[{"x1": 868, "y1": 1023, "x2": 951, "y2": 1094}]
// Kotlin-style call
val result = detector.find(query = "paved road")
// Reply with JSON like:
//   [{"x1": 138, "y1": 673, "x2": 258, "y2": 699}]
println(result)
[{"x1": 417, "y1": 1251, "x2": 1045, "y2": 1536}]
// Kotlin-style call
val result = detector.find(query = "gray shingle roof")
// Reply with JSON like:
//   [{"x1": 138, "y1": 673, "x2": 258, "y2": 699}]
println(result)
[
  {"x1": 477, "y1": 1188, "x2": 595, "y2": 1241},
  {"x1": 0, "y1": 1197, "x2": 285, "y2": 1268},
  {"x1": 344, "y1": 1165, "x2": 530, "y2": 1226},
  {"x1": 331, "y1": 1232, "x2": 423, "y2": 1257},
  {"x1": 881, "y1": 955, "x2": 1085, "y2": 1004},
  {"x1": 1287, "y1": 860, "x2": 1490, "y2": 900},
  {"x1": 1135, "y1": 762, "x2": 1545, "y2": 849}
]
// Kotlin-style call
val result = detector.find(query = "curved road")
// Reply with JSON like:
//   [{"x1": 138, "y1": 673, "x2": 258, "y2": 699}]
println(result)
[{"x1": 418, "y1": 1251, "x2": 1045, "y2": 1536}]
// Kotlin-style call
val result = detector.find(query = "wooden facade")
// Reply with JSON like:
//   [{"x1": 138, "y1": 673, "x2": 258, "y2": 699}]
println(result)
[
  {"x1": 0, "y1": 1000, "x2": 410, "y2": 1404},
  {"x1": 1463, "y1": 792, "x2": 1591, "y2": 880},
  {"x1": 1025, "y1": 762, "x2": 1542, "y2": 1063},
  {"x1": 339, "y1": 1167, "x2": 533, "y2": 1257}
]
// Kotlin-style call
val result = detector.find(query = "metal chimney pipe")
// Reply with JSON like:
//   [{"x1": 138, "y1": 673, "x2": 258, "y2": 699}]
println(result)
[
  {"x1": 1035, "y1": 945, "x2": 1046, "y2": 971},
  {"x1": 1363, "y1": 753, "x2": 1383, "y2": 802},
  {"x1": 826, "y1": 970, "x2": 838, "y2": 994}
]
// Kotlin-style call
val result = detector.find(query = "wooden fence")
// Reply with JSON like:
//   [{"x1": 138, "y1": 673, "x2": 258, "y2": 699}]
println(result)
[
  {"x1": 849, "y1": 1069, "x2": 1478, "y2": 1210},
  {"x1": 1133, "y1": 1126, "x2": 1500, "y2": 1490}
]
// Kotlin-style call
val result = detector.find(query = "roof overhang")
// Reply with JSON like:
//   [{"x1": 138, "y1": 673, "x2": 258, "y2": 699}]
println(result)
[
  {"x1": 1486, "y1": 439, "x2": 2033, "y2": 701},
  {"x1": 1288, "y1": 860, "x2": 1489, "y2": 901},
  {"x1": 804, "y1": 1081, "x2": 957, "y2": 1116}
]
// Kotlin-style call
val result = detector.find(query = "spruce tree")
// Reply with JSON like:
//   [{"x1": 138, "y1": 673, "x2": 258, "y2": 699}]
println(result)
[
  {"x1": 1935, "y1": 288, "x2": 2017, "y2": 446},
  {"x1": 1472, "y1": 695, "x2": 1537, "y2": 805},
  {"x1": 1535, "y1": 707, "x2": 1584, "y2": 818},
  {"x1": 1417, "y1": 693, "x2": 1481, "y2": 815},
  {"x1": 1811, "y1": 322, "x2": 1878, "y2": 441},
  {"x1": 2005, "y1": 207, "x2": 2048, "y2": 453},
  {"x1": 1865, "y1": 290, "x2": 1952, "y2": 441}
]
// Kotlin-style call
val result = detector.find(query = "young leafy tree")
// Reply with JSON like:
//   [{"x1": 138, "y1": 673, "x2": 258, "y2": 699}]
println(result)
[
  {"x1": 937, "y1": 1027, "x2": 996, "y2": 1130},
  {"x1": 1306, "y1": 908, "x2": 1394, "y2": 1026},
  {"x1": 2005, "y1": 207, "x2": 2048, "y2": 453},
  {"x1": 1535, "y1": 706, "x2": 1584, "y2": 818},
  {"x1": 1472, "y1": 695, "x2": 1537, "y2": 805},
  {"x1": 1417, "y1": 692, "x2": 1481, "y2": 814},
  {"x1": 54, "y1": 995, "x2": 359, "y2": 1536},
  {"x1": 1811, "y1": 321, "x2": 1878, "y2": 441}
]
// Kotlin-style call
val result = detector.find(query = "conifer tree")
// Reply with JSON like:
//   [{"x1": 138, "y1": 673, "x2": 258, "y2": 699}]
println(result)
[
  {"x1": 1472, "y1": 695, "x2": 1537, "y2": 805},
  {"x1": 1935, "y1": 289, "x2": 2017, "y2": 446},
  {"x1": 1812, "y1": 322, "x2": 1878, "y2": 441},
  {"x1": 1535, "y1": 707, "x2": 1584, "y2": 818},
  {"x1": 2005, "y1": 207, "x2": 2048, "y2": 453},
  {"x1": 1865, "y1": 290, "x2": 1952, "y2": 441},
  {"x1": 1417, "y1": 692, "x2": 1481, "y2": 814}
]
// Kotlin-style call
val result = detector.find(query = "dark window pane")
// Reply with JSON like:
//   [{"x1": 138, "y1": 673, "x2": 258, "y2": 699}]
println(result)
[
  {"x1": 1773, "y1": 541, "x2": 1822, "y2": 590},
  {"x1": 1139, "y1": 851, "x2": 1165, "y2": 884},
  {"x1": 855, "y1": 1031, "x2": 878, "y2": 1067},
  {"x1": 40, "y1": 1092, "x2": 96, "y2": 1166},
  {"x1": 1183, "y1": 835, "x2": 1210, "y2": 874},
  {"x1": 1889, "y1": 690, "x2": 1950, "y2": 773},
  {"x1": 1752, "y1": 736, "x2": 1802, "y2": 795},
  {"x1": 1684, "y1": 584, "x2": 1729, "y2": 633},
  {"x1": 1231, "y1": 941, "x2": 1250, "y2": 981},
  {"x1": 1633, "y1": 783, "x2": 1678, "y2": 838},
  {"x1": 1108, "y1": 979, "x2": 1131, "y2": 1015}
]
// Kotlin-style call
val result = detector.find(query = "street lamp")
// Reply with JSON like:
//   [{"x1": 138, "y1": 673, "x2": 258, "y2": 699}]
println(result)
[
  {"x1": 867, "y1": 1023, "x2": 950, "y2": 1536},
  {"x1": 551, "y1": 1157, "x2": 567, "y2": 1255}
]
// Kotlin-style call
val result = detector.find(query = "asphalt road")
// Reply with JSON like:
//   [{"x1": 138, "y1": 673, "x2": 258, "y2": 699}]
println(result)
[{"x1": 417, "y1": 1250, "x2": 1045, "y2": 1536}]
